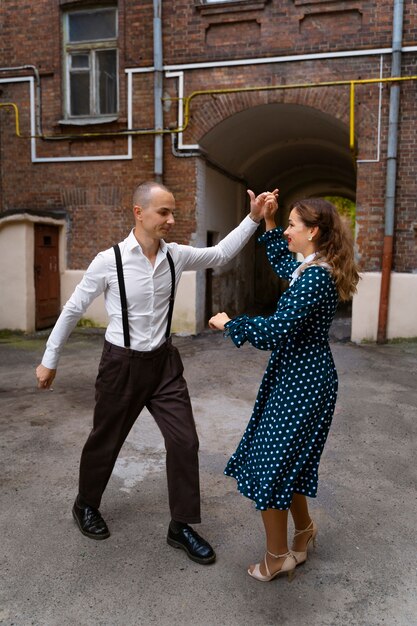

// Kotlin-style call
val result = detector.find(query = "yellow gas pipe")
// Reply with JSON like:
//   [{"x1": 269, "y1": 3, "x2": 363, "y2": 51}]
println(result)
[
  {"x1": 0, "y1": 102, "x2": 22, "y2": 137},
  {"x1": 1, "y1": 75, "x2": 417, "y2": 151}
]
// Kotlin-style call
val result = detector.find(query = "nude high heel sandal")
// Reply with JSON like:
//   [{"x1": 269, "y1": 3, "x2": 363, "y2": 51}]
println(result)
[
  {"x1": 291, "y1": 520, "x2": 318, "y2": 565},
  {"x1": 248, "y1": 550, "x2": 297, "y2": 582}
]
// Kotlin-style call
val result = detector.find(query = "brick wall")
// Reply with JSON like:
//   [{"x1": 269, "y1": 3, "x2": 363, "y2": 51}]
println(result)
[{"x1": 1, "y1": 0, "x2": 416, "y2": 273}]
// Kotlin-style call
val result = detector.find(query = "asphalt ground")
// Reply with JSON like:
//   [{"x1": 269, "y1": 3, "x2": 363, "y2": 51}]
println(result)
[{"x1": 0, "y1": 325, "x2": 416, "y2": 626}]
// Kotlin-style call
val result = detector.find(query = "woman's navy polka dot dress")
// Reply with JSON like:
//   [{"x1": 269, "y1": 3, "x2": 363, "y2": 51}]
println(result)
[{"x1": 224, "y1": 227, "x2": 339, "y2": 510}]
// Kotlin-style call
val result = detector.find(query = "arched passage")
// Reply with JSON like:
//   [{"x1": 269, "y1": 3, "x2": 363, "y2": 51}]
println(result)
[
  {"x1": 195, "y1": 102, "x2": 356, "y2": 327},
  {"x1": 200, "y1": 102, "x2": 355, "y2": 199}
]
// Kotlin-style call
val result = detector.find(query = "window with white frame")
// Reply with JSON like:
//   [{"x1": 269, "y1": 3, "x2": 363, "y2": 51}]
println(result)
[{"x1": 63, "y1": 7, "x2": 118, "y2": 120}]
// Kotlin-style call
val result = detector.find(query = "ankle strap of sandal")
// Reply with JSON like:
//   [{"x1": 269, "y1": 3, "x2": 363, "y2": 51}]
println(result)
[
  {"x1": 267, "y1": 550, "x2": 292, "y2": 559},
  {"x1": 294, "y1": 520, "x2": 314, "y2": 537}
]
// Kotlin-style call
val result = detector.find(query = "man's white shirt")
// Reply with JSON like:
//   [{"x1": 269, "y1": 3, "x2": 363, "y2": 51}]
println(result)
[{"x1": 42, "y1": 215, "x2": 259, "y2": 369}]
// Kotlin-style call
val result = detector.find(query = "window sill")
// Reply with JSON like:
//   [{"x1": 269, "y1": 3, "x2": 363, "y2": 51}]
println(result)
[
  {"x1": 294, "y1": 0, "x2": 346, "y2": 4},
  {"x1": 195, "y1": 0, "x2": 269, "y2": 16},
  {"x1": 58, "y1": 116, "x2": 119, "y2": 126}
]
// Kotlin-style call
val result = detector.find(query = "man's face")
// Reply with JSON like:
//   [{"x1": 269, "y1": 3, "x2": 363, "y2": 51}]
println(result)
[{"x1": 135, "y1": 188, "x2": 176, "y2": 240}]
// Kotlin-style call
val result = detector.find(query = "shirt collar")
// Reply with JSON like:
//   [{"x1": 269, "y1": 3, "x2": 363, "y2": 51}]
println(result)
[{"x1": 125, "y1": 229, "x2": 168, "y2": 254}]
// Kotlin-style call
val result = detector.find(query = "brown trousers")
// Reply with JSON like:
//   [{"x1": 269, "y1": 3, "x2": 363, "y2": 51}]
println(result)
[{"x1": 78, "y1": 339, "x2": 201, "y2": 524}]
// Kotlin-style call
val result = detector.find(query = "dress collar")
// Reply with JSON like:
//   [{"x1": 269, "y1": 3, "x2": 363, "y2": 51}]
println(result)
[{"x1": 289, "y1": 252, "x2": 318, "y2": 286}]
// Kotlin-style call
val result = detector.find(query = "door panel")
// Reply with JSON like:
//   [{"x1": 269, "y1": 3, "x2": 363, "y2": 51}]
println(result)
[{"x1": 34, "y1": 225, "x2": 60, "y2": 329}]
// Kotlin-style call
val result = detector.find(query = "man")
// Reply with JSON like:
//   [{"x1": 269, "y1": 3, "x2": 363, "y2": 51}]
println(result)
[{"x1": 36, "y1": 181, "x2": 268, "y2": 565}]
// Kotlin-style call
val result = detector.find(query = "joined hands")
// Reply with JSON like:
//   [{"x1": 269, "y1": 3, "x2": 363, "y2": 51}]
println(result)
[
  {"x1": 209, "y1": 188, "x2": 279, "y2": 331},
  {"x1": 248, "y1": 188, "x2": 279, "y2": 224}
]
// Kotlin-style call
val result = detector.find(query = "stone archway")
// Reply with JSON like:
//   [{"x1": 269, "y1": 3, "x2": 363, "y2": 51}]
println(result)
[
  {"x1": 200, "y1": 102, "x2": 355, "y2": 200},
  {"x1": 197, "y1": 102, "x2": 356, "y2": 320}
]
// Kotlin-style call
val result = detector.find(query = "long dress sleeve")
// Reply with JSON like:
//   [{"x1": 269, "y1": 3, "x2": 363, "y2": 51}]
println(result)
[
  {"x1": 258, "y1": 227, "x2": 299, "y2": 281},
  {"x1": 224, "y1": 266, "x2": 334, "y2": 350}
]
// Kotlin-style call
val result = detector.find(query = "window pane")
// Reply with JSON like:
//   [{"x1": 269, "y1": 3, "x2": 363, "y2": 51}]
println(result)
[
  {"x1": 97, "y1": 49, "x2": 117, "y2": 114},
  {"x1": 71, "y1": 53, "x2": 90, "y2": 69},
  {"x1": 70, "y1": 72, "x2": 90, "y2": 116},
  {"x1": 69, "y1": 9, "x2": 116, "y2": 42}
]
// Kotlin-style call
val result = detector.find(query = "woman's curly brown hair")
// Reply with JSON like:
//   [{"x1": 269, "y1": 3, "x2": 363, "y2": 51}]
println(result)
[{"x1": 291, "y1": 198, "x2": 360, "y2": 301}]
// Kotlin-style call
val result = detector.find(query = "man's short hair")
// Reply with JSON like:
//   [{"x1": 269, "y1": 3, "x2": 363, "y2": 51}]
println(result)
[{"x1": 133, "y1": 181, "x2": 172, "y2": 209}]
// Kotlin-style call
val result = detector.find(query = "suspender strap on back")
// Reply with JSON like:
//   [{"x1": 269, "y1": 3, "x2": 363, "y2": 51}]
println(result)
[
  {"x1": 113, "y1": 244, "x2": 130, "y2": 348},
  {"x1": 165, "y1": 250, "x2": 176, "y2": 339}
]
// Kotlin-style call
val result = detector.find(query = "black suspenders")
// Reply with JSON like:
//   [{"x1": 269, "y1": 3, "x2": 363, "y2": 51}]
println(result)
[
  {"x1": 113, "y1": 245, "x2": 176, "y2": 349},
  {"x1": 165, "y1": 251, "x2": 176, "y2": 341}
]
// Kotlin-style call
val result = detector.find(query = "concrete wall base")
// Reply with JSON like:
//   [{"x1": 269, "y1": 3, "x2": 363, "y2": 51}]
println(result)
[
  {"x1": 0, "y1": 214, "x2": 66, "y2": 332},
  {"x1": 68, "y1": 269, "x2": 417, "y2": 344},
  {"x1": 351, "y1": 272, "x2": 417, "y2": 342}
]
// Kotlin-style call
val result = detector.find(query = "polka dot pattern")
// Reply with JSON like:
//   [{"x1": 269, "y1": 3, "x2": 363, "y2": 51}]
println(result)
[{"x1": 224, "y1": 227, "x2": 339, "y2": 510}]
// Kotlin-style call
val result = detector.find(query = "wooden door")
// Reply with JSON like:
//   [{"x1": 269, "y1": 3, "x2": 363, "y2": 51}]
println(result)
[{"x1": 34, "y1": 225, "x2": 60, "y2": 329}]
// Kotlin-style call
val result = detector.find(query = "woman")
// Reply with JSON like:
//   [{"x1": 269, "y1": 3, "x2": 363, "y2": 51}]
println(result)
[{"x1": 209, "y1": 192, "x2": 359, "y2": 582}]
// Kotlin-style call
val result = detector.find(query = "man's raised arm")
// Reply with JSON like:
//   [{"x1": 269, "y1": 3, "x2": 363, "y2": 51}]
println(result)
[{"x1": 181, "y1": 190, "x2": 278, "y2": 271}]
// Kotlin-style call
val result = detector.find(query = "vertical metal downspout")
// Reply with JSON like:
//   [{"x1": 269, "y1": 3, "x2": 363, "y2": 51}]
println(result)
[
  {"x1": 153, "y1": 0, "x2": 163, "y2": 182},
  {"x1": 377, "y1": 0, "x2": 404, "y2": 343}
]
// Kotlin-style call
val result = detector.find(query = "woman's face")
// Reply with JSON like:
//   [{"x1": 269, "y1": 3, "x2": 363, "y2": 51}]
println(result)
[{"x1": 284, "y1": 208, "x2": 315, "y2": 256}]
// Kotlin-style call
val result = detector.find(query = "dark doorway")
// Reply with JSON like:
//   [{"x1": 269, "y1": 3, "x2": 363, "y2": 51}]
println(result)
[{"x1": 34, "y1": 225, "x2": 60, "y2": 329}]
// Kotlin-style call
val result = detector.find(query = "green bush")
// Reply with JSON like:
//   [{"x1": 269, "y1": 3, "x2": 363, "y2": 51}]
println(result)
[{"x1": 324, "y1": 196, "x2": 356, "y2": 232}]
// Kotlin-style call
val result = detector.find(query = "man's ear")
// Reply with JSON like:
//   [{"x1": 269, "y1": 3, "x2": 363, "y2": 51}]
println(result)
[{"x1": 133, "y1": 205, "x2": 142, "y2": 221}]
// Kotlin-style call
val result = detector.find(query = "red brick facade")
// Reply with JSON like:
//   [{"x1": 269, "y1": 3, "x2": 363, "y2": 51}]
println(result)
[{"x1": 1, "y1": 0, "x2": 416, "y2": 283}]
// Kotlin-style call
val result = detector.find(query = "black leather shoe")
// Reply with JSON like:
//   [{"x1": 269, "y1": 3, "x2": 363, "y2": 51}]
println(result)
[
  {"x1": 167, "y1": 523, "x2": 216, "y2": 564},
  {"x1": 72, "y1": 499, "x2": 110, "y2": 540}
]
